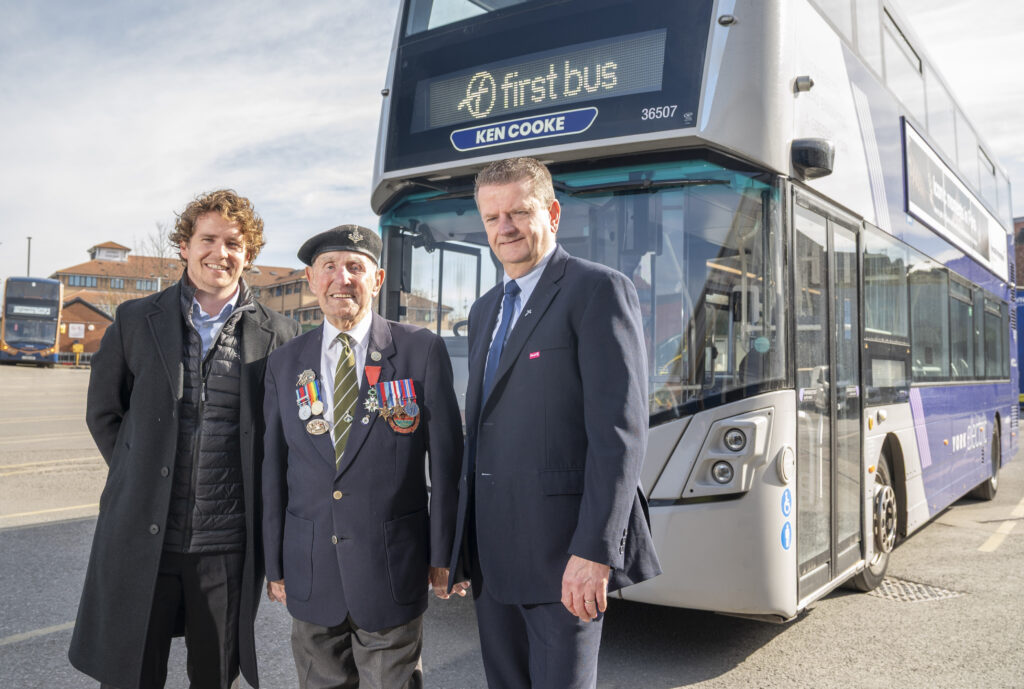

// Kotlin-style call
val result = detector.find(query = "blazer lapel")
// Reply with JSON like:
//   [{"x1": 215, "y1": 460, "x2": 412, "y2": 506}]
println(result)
[
  {"x1": 482, "y1": 247, "x2": 568, "y2": 415},
  {"x1": 239, "y1": 306, "x2": 274, "y2": 368},
  {"x1": 239, "y1": 307, "x2": 275, "y2": 404},
  {"x1": 466, "y1": 286, "x2": 502, "y2": 434},
  {"x1": 336, "y1": 313, "x2": 396, "y2": 477},
  {"x1": 294, "y1": 326, "x2": 337, "y2": 469},
  {"x1": 145, "y1": 285, "x2": 184, "y2": 401}
]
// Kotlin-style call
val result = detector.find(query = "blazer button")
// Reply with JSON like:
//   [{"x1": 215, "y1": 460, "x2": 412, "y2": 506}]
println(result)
[
  {"x1": 149, "y1": 524, "x2": 160, "y2": 535},
  {"x1": 333, "y1": 491, "x2": 343, "y2": 500},
  {"x1": 331, "y1": 535, "x2": 339, "y2": 544},
  {"x1": 160, "y1": 467, "x2": 170, "y2": 477}
]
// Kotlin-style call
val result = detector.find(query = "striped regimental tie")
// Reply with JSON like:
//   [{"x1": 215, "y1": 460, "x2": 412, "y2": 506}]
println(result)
[{"x1": 333, "y1": 333, "x2": 359, "y2": 467}]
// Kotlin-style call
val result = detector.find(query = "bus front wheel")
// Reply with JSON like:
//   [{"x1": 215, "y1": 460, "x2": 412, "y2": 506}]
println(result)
[
  {"x1": 969, "y1": 426, "x2": 1000, "y2": 501},
  {"x1": 850, "y1": 457, "x2": 896, "y2": 592}
]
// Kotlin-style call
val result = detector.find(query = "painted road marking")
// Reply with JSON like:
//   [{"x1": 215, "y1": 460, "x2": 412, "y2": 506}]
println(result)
[
  {"x1": 0, "y1": 456, "x2": 102, "y2": 470},
  {"x1": 0, "y1": 414, "x2": 81, "y2": 425},
  {"x1": 978, "y1": 495, "x2": 1024, "y2": 552},
  {"x1": 0, "y1": 503, "x2": 98, "y2": 520},
  {"x1": 0, "y1": 431, "x2": 92, "y2": 446},
  {"x1": 0, "y1": 456, "x2": 104, "y2": 477},
  {"x1": 0, "y1": 622, "x2": 75, "y2": 647}
]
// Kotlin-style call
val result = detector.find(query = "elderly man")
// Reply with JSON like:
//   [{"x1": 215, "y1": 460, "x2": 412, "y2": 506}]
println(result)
[
  {"x1": 261, "y1": 225, "x2": 463, "y2": 689},
  {"x1": 446, "y1": 157, "x2": 661, "y2": 689},
  {"x1": 70, "y1": 189, "x2": 300, "y2": 689}
]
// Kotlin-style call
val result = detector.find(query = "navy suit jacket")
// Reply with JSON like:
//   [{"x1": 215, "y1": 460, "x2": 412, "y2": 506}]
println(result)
[
  {"x1": 262, "y1": 312, "x2": 462, "y2": 631},
  {"x1": 449, "y1": 245, "x2": 661, "y2": 604}
]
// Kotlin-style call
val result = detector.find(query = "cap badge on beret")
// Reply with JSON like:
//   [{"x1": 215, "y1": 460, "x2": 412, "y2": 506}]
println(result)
[{"x1": 297, "y1": 224, "x2": 382, "y2": 266}]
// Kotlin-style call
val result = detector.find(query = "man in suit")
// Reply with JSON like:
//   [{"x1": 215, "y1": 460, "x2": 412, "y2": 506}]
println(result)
[
  {"x1": 70, "y1": 189, "x2": 300, "y2": 689},
  {"x1": 446, "y1": 157, "x2": 661, "y2": 689},
  {"x1": 262, "y1": 225, "x2": 463, "y2": 689}
]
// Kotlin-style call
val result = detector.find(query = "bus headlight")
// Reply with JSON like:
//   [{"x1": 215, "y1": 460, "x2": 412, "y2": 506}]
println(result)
[
  {"x1": 674, "y1": 407, "x2": 774, "y2": 500},
  {"x1": 723, "y1": 428, "x2": 746, "y2": 452},
  {"x1": 711, "y1": 461, "x2": 734, "y2": 484}
]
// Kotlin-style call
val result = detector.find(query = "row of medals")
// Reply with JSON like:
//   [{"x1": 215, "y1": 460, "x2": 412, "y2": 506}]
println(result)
[
  {"x1": 297, "y1": 369, "x2": 331, "y2": 435},
  {"x1": 297, "y1": 369, "x2": 418, "y2": 436},
  {"x1": 365, "y1": 388, "x2": 419, "y2": 420}
]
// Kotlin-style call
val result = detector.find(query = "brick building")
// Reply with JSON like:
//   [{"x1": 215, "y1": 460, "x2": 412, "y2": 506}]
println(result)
[
  {"x1": 50, "y1": 241, "x2": 307, "y2": 324},
  {"x1": 47, "y1": 238, "x2": 465, "y2": 345},
  {"x1": 59, "y1": 297, "x2": 113, "y2": 354}
]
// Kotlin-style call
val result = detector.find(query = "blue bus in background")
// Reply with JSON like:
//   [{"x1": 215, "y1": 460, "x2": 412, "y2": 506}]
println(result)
[{"x1": 0, "y1": 277, "x2": 63, "y2": 367}]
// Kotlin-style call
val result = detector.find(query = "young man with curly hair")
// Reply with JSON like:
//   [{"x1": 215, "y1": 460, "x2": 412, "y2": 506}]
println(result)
[{"x1": 70, "y1": 189, "x2": 300, "y2": 689}]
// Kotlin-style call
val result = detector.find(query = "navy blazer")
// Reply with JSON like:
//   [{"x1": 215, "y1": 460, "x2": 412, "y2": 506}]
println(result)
[
  {"x1": 449, "y1": 245, "x2": 661, "y2": 604},
  {"x1": 262, "y1": 312, "x2": 462, "y2": 631}
]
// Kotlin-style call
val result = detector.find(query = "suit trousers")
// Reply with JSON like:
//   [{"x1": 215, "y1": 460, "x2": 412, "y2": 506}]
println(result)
[
  {"x1": 100, "y1": 550, "x2": 244, "y2": 689},
  {"x1": 290, "y1": 614, "x2": 424, "y2": 689},
  {"x1": 473, "y1": 577, "x2": 604, "y2": 689}
]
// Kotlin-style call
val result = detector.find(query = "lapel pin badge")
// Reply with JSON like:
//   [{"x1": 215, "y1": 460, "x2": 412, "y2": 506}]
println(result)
[{"x1": 529, "y1": 351, "x2": 540, "y2": 359}]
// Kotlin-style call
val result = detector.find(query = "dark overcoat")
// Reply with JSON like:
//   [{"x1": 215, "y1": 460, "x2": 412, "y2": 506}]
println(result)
[
  {"x1": 262, "y1": 312, "x2": 463, "y2": 631},
  {"x1": 68, "y1": 281, "x2": 299, "y2": 689},
  {"x1": 449, "y1": 245, "x2": 662, "y2": 602}
]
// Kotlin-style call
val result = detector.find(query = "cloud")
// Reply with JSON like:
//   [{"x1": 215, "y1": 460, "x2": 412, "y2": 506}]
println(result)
[
  {"x1": 0, "y1": 0, "x2": 400, "y2": 280},
  {"x1": 2, "y1": 0, "x2": 1020, "y2": 286}
]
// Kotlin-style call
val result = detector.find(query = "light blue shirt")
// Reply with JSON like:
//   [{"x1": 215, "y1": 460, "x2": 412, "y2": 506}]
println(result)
[
  {"x1": 191, "y1": 290, "x2": 240, "y2": 357},
  {"x1": 489, "y1": 244, "x2": 557, "y2": 347}
]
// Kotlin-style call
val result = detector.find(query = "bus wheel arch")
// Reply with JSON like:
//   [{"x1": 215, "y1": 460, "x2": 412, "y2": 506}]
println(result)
[
  {"x1": 884, "y1": 434, "x2": 909, "y2": 538},
  {"x1": 969, "y1": 416, "x2": 1000, "y2": 500},
  {"x1": 849, "y1": 439, "x2": 901, "y2": 592}
]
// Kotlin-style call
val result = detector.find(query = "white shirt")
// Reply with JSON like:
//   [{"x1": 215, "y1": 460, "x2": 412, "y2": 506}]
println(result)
[
  {"x1": 489, "y1": 244, "x2": 557, "y2": 348},
  {"x1": 320, "y1": 313, "x2": 373, "y2": 440}
]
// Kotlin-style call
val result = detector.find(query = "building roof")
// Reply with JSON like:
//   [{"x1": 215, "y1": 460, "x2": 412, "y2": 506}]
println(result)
[
  {"x1": 51, "y1": 256, "x2": 301, "y2": 285},
  {"x1": 54, "y1": 256, "x2": 182, "y2": 280},
  {"x1": 90, "y1": 241, "x2": 131, "y2": 251},
  {"x1": 63, "y1": 297, "x2": 115, "y2": 321},
  {"x1": 246, "y1": 265, "x2": 303, "y2": 287},
  {"x1": 404, "y1": 292, "x2": 454, "y2": 314}
]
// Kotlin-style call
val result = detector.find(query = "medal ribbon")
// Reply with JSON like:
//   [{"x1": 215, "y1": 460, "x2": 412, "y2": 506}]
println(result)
[
  {"x1": 365, "y1": 366, "x2": 381, "y2": 387},
  {"x1": 401, "y1": 378, "x2": 416, "y2": 402}
]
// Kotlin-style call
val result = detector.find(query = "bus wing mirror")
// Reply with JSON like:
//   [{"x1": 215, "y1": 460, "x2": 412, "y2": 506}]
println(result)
[{"x1": 792, "y1": 138, "x2": 834, "y2": 180}]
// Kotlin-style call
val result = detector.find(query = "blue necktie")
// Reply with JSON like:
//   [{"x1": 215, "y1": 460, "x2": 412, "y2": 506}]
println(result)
[{"x1": 481, "y1": 280, "x2": 520, "y2": 403}]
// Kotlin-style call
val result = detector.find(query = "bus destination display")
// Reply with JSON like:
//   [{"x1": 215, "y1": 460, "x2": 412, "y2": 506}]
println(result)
[
  {"x1": 412, "y1": 29, "x2": 667, "y2": 133},
  {"x1": 384, "y1": 0, "x2": 714, "y2": 171}
]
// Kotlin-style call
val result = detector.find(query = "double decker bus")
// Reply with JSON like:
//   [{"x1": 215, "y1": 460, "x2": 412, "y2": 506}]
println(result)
[
  {"x1": 371, "y1": 0, "x2": 1016, "y2": 620},
  {"x1": 1, "y1": 277, "x2": 64, "y2": 367}
]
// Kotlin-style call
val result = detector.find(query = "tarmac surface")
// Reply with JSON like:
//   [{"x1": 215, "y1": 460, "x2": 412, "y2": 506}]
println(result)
[{"x1": 1, "y1": 364, "x2": 1023, "y2": 688}]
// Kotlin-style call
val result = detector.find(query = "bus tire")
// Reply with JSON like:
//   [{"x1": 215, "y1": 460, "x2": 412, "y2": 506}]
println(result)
[
  {"x1": 849, "y1": 457, "x2": 897, "y2": 592},
  {"x1": 969, "y1": 426, "x2": 1000, "y2": 501}
]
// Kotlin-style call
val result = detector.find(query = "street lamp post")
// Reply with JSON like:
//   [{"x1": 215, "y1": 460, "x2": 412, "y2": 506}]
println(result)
[{"x1": 26, "y1": 236, "x2": 32, "y2": 276}]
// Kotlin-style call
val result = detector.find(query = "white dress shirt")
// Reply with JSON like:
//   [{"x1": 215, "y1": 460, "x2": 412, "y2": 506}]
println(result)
[{"x1": 320, "y1": 313, "x2": 373, "y2": 442}]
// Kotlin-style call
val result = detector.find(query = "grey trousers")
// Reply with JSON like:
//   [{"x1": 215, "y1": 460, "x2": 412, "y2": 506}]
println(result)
[{"x1": 290, "y1": 615, "x2": 424, "y2": 689}]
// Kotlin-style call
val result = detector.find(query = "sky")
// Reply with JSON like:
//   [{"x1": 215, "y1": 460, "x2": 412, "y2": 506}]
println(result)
[{"x1": 0, "y1": 0, "x2": 1021, "y2": 284}]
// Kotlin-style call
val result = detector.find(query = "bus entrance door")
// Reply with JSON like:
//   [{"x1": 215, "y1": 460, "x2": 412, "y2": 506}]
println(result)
[
  {"x1": 793, "y1": 193, "x2": 863, "y2": 602},
  {"x1": 383, "y1": 231, "x2": 486, "y2": 417}
]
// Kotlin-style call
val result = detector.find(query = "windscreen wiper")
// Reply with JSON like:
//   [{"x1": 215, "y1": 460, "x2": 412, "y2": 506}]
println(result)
[{"x1": 560, "y1": 178, "x2": 729, "y2": 196}]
